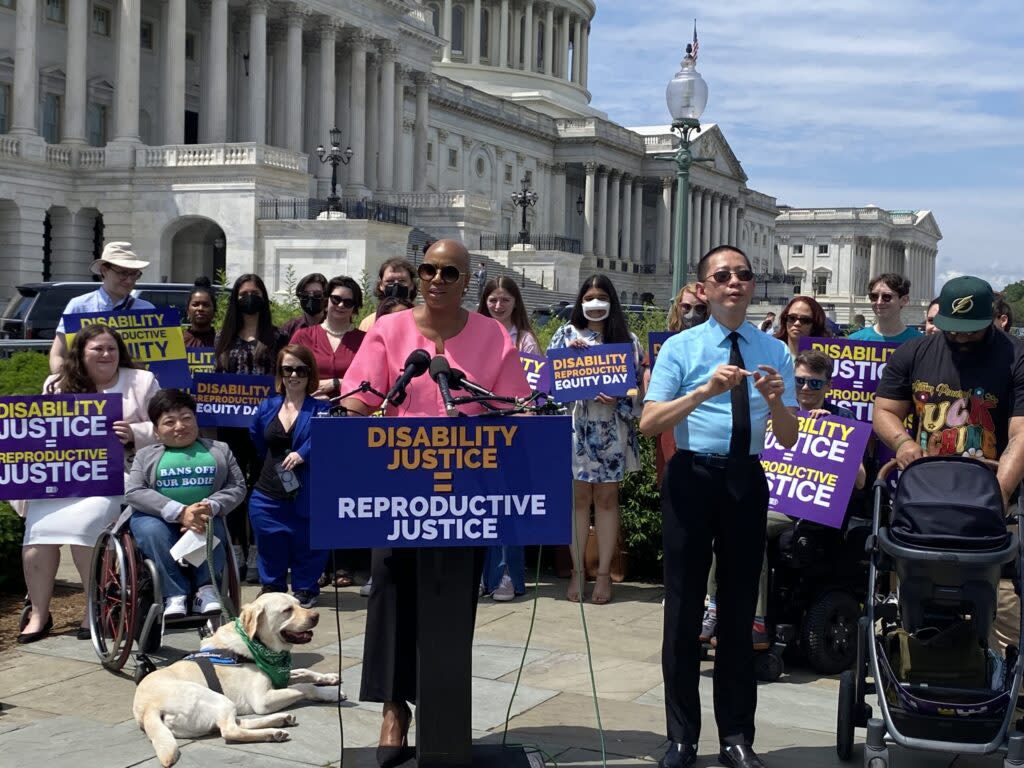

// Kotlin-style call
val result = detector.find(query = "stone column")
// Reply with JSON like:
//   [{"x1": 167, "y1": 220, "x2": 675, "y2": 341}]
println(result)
[
  {"x1": 551, "y1": 163, "x2": 567, "y2": 234},
  {"x1": 620, "y1": 174, "x2": 632, "y2": 262},
  {"x1": 162, "y1": 0, "x2": 186, "y2": 144},
  {"x1": 269, "y1": 24, "x2": 289, "y2": 147},
  {"x1": 2, "y1": 201, "x2": 47, "y2": 296},
  {"x1": 687, "y1": 188, "x2": 696, "y2": 266},
  {"x1": 709, "y1": 192, "x2": 720, "y2": 246},
  {"x1": 317, "y1": 23, "x2": 336, "y2": 189},
  {"x1": 571, "y1": 17, "x2": 581, "y2": 83},
  {"x1": 50, "y1": 208, "x2": 97, "y2": 281},
  {"x1": 378, "y1": 44, "x2": 397, "y2": 193},
  {"x1": 700, "y1": 188, "x2": 712, "y2": 254},
  {"x1": 248, "y1": 0, "x2": 268, "y2": 144},
  {"x1": 868, "y1": 237, "x2": 879, "y2": 281},
  {"x1": 364, "y1": 52, "x2": 380, "y2": 192},
  {"x1": 206, "y1": 0, "x2": 229, "y2": 142},
  {"x1": 60, "y1": 1, "x2": 90, "y2": 144},
  {"x1": 197, "y1": 0, "x2": 210, "y2": 141},
  {"x1": 729, "y1": 200, "x2": 739, "y2": 244},
  {"x1": 499, "y1": 0, "x2": 509, "y2": 67},
  {"x1": 580, "y1": 21, "x2": 589, "y2": 89},
  {"x1": 594, "y1": 168, "x2": 608, "y2": 258},
  {"x1": 336, "y1": 40, "x2": 350, "y2": 185},
  {"x1": 543, "y1": 3, "x2": 554, "y2": 75},
  {"x1": 583, "y1": 161, "x2": 596, "y2": 257},
  {"x1": 470, "y1": 0, "x2": 482, "y2": 64},
  {"x1": 441, "y1": 0, "x2": 453, "y2": 62},
  {"x1": 284, "y1": 7, "x2": 304, "y2": 153},
  {"x1": 114, "y1": 0, "x2": 143, "y2": 142},
  {"x1": 607, "y1": 171, "x2": 621, "y2": 261},
  {"x1": 559, "y1": 10, "x2": 570, "y2": 79},
  {"x1": 523, "y1": 1, "x2": 534, "y2": 71},
  {"x1": 393, "y1": 64, "x2": 404, "y2": 192},
  {"x1": 347, "y1": 33, "x2": 369, "y2": 194},
  {"x1": 631, "y1": 178, "x2": 643, "y2": 264},
  {"x1": 717, "y1": 195, "x2": 728, "y2": 247},
  {"x1": 11, "y1": 0, "x2": 39, "y2": 136},
  {"x1": 659, "y1": 177, "x2": 672, "y2": 267},
  {"x1": 413, "y1": 72, "x2": 430, "y2": 193}
]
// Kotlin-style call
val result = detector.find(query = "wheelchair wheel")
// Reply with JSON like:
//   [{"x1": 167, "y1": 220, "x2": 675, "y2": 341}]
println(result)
[
  {"x1": 803, "y1": 590, "x2": 860, "y2": 675},
  {"x1": 87, "y1": 529, "x2": 140, "y2": 671},
  {"x1": 837, "y1": 669, "x2": 855, "y2": 761}
]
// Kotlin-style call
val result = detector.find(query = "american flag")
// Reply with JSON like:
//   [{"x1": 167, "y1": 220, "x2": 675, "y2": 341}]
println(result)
[{"x1": 691, "y1": 20, "x2": 699, "y2": 62}]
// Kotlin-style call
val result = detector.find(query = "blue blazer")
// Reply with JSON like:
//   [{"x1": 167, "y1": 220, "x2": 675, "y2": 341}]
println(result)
[{"x1": 250, "y1": 394, "x2": 330, "y2": 508}]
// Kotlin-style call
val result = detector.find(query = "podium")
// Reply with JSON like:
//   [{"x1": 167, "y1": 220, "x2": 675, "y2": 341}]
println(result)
[{"x1": 309, "y1": 416, "x2": 572, "y2": 768}]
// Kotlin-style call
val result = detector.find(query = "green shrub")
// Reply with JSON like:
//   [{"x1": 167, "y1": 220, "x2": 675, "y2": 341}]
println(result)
[
  {"x1": 0, "y1": 502, "x2": 26, "y2": 593},
  {"x1": 620, "y1": 435, "x2": 664, "y2": 581},
  {"x1": 0, "y1": 351, "x2": 50, "y2": 395}
]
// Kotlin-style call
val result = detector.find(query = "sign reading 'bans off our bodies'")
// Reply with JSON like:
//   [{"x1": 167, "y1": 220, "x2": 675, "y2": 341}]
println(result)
[
  {"x1": 798, "y1": 337, "x2": 899, "y2": 422},
  {"x1": 63, "y1": 309, "x2": 190, "y2": 389},
  {"x1": 192, "y1": 373, "x2": 275, "y2": 428},
  {"x1": 546, "y1": 343, "x2": 637, "y2": 403},
  {"x1": 308, "y1": 416, "x2": 573, "y2": 548},
  {"x1": 0, "y1": 394, "x2": 124, "y2": 500},
  {"x1": 761, "y1": 413, "x2": 872, "y2": 528}
]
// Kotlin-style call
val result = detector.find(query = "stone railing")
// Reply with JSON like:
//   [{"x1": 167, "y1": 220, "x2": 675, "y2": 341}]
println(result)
[
  {"x1": 135, "y1": 143, "x2": 308, "y2": 173},
  {"x1": 79, "y1": 148, "x2": 106, "y2": 169},
  {"x1": 45, "y1": 144, "x2": 73, "y2": 166},
  {"x1": 381, "y1": 190, "x2": 495, "y2": 213},
  {"x1": 553, "y1": 117, "x2": 646, "y2": 152},
  {"x1": 0, "y1": 135, "x2": 20, "y2": 159},
  {"x1": 778, "y1": 207, "x2": 911, "y2": 224}
]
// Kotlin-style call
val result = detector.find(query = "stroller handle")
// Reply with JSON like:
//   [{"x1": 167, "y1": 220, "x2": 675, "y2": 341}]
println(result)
[{"x1": 876, "y1": 456, "x2": 1000, "y2": 484}]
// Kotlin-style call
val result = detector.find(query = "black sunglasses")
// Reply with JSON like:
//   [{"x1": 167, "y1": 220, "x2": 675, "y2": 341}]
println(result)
[
  {"x1": 328, "y1": 295, "x2": 356, "y2": 308},
  {"x1": 418, "y1": 263, "x2": 462, "y2": 284},
  {"x1": 794, "y1": 376, "x2": 826, "y2": 391},
  {"x1": 678, "y1": 302, "x2": 708, "y2": 314},
  {"x1": 786, "y1": 314, "x2": 814, "y2": 326},
  {"x1": 868, "y1": 292, "x2": 896, "y2": 303},
  {"x1": 281, "y1": 365, "x2": 310, "y2": 377},
  {"x1": 705, "y1": 268, "x2": 755, "y2": 284}
]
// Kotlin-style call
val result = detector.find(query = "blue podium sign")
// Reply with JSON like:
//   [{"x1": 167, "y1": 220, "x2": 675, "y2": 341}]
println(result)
[{"x1": 309, "y1": 415, "x2": 573, "y2": 549}]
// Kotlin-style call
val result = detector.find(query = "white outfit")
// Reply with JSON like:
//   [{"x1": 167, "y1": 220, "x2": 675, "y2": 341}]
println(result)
[{"x1": 23, "y1": 369, "x2": 159, "y2": 547}]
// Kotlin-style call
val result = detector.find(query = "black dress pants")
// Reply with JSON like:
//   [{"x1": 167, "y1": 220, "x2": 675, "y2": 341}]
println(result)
[{"x1": 661, "y1": 450, "x2": 769, "y2": 747}]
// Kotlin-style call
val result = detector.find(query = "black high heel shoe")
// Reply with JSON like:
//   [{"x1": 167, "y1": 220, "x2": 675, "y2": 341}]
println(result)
[
  {"x1": 17, "y1": 614, "x2": 53, "y2": 645},
  {"x1": 376, "y1": 701, "x2": 413, "y2": 768}
]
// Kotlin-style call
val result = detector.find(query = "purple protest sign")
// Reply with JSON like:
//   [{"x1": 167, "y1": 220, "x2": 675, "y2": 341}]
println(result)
[
  {"x1": 547, "y1": 343, "x2": 637, "y2": 403},
  {"x1": 648, "y1": 331, "x2": 678, "y2": 369},
  {"x1": 193, "y1": 373, "x2": 275, "y2": 428},
  {"x1": 519, "y1": 352, "x2": 553, "y2": 394},
  {"x1": 761, "y1": 412, "x2": 871, "y2": 528},
  {"x1": 798, "y1": 337, "x2": 900, "y2": 422},
  {"x1": 0, "y1": 394, "x2": 124, "y2": 500}
]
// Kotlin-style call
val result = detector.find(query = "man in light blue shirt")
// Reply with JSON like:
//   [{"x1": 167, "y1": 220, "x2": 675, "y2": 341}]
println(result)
[
  {"x1": 49, "y1": 242, "x2": 154, "y2": 373},
  {"x1": 641, "y1": 245, "x2": 798, "y2": 768}
]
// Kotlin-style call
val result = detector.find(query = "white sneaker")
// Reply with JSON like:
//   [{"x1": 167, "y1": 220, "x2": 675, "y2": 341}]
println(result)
[
  {"x1": 492, "y1": 571, "x2": 515, "y2": 602},
  {"x1": 194, "y1": 585, "x2": 222, "y2": 616},
  {"x1": 163, "y1": 595, "x2": 188, "y2": 619}
]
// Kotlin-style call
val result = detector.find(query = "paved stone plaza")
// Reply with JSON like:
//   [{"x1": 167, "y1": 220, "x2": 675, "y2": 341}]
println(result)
[{"x1": 0, "y1": 555, "x2": 1008, "y2": 768}]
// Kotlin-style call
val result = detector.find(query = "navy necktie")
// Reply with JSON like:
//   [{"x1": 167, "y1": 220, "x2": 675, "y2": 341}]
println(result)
[{"x1": 727, "y1": 331, "x2": 752, "y2": 499}]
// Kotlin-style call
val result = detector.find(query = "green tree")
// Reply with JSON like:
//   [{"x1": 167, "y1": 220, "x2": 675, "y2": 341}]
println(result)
[{"x1": 1002, "y1": 281, "x2": 1024, "y2": 329}]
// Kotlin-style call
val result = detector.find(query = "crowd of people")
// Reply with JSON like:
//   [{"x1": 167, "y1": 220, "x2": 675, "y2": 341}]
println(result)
[{"x1": 12, "y1": 236, "x2": 1024, "y2": 768}]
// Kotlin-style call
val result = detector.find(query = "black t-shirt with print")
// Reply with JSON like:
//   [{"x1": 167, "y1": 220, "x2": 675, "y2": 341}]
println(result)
[{"x1": 876, "y1": 329, "x2": 1024, "y2": 459}]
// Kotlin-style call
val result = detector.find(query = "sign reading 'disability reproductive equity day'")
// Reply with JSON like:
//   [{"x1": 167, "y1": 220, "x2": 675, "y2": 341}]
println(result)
[
  {"x1": 761, "y1": 412, "x2": 872, "y2": 528},
  {"x1": 798, "y1": 337, "x2": 900, "y2": 422},
  {"x1": 546, "y1": 343, "x2": 637, "y2": 403},
  {"x1": 308, "y1": 416, "x2": 573, "y2": 548},
  {"x1": 0, "y1": 394, "x2": 124, "y2": 500},
  {"x1": 63, "y1": 309, "x2": 190, "y2": 389},
  {"x1": 192, "y1": 373, "x2": 275, "y2": 428}
]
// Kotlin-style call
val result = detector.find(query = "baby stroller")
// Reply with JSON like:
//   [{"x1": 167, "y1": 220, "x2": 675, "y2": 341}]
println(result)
[{"x1": 836, "y1": 455, "x2": 1024, "y2": 766}]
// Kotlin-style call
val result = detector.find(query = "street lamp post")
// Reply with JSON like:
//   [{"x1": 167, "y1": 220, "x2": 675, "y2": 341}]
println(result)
[
  {"x1": 315, "y1": 127, "x2": 354, "y2": 212},
  {"x1": 665, "y1": 44, "x2": 709, "y2": 297},
  {"x1": 511, "y1": 176, "x2": 539, "y2": 246}
]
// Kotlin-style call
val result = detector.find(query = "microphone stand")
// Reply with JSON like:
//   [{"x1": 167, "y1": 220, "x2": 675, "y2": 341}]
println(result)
[{"x1": 323, "y1": 381, "x2": 388, "y2": 417}]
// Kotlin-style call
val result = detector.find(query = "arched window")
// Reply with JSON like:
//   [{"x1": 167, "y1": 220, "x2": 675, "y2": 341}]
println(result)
[
  {"x1": 428, "y1": 3, "x2": 440, "y2": 36},
  {"x1": 452, "y1": 5, "x2": 465, "y2": 56},
  {"x1": 536, "y1": 22, "x2": 544, "y2": 71},
  {"x1": 480, "y1": 8, "x2": 490, "y2": 59}
]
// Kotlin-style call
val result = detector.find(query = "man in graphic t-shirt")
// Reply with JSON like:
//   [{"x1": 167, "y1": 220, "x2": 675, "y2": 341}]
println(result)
[{"x1": 874, "y1": 275, "x2": 1024, "y2": 650}]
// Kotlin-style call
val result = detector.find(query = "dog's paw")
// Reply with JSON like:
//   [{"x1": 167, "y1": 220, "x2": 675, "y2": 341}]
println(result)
[
  {"x1": 282, "y1": 714, "x2": 298, "y2": 727},
  {"x1": 270, "y1": 729, "x2": 291, "y2": 742},
  {"x1": 312, "y1": 684, "x2": 344, "y2": 702},
  {"x1": 317, "y1": 673, "x2": 341, "y2": 686}
]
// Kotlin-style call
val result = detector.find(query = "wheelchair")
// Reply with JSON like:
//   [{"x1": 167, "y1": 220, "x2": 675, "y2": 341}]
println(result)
[{"x1": 84, "y1": 516, "x2": 241, "y2": 680}]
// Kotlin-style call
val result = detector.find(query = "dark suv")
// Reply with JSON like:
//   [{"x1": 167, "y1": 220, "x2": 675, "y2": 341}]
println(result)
[{"x1": 0, "y1": 282, "x2": 222, "y2": 339}]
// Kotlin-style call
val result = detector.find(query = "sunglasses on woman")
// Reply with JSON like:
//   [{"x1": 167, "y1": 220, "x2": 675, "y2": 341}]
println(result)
[
  {"x1": 786, "y1": 314, "x2": 814, "y2": 326},
  {"x1": 679, "y1": 303, "x2": 708, "y2": 314},
  {"x1": 281, "y1": 365, "x2": 310, "y2": 378},
  {"x1": 794, "y1": 376, "x2": 826, "y2": 391},
  {"x1": 705, "y1": 268, "x2": 755, "y2": 284},
  {"x1": 867, "y1": 292, "x2": 896, "y2": 303},
  {"x1": 328, "y1": 295, "x2": 356, "y2": 308},
  {"x1": 417, "y1": 263, "x2": 462, "y2": 284}
]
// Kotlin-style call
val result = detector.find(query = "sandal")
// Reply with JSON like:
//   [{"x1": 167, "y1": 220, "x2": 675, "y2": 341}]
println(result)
[
  {"x1": 566, "y1": 570, "x2": 583, "y2": 603},
  {"x1": 590, "y1": 572, "x2": 613, "y2": 605},
  {"x1": 320, "y1": 570, "x2": 353, "y2": 588}
]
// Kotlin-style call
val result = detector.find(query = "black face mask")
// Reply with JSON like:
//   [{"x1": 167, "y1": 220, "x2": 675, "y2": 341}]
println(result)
[
  {"x1": 300, "y1": 296, "x2": 325, "y2": 316},
  {"x1": 383, "y1": 283, "x2": 410, "y2": 300},
  {"x1": 238, "y1": 294, "x2": 265, "y2": 315}
]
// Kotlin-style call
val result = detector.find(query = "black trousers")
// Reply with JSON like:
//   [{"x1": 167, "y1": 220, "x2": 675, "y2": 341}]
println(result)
[
  {"x1": 360, "y1": 547, "x2": 485, "y2": 704},
  {"x1": 661, "y1": 450, "x2": 768, "y2": 747}
]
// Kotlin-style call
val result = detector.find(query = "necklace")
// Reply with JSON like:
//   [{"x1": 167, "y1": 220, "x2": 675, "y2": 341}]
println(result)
[
  {"x1": 233, "y1": 618, "x2": 292, "y2": 689},
  {"x1": 321, "y1": 321, "x2": 350, "y2": 338}
]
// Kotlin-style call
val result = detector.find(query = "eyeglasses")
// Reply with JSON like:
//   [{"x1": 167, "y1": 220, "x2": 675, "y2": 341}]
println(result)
[
  {"x1": 106, "y1": 265, "x2": 141, "y2": 280},
  {"x1": 678, "y1": 303, "x2": 708, "y2": 314},
  {"x1": 328, "y1": 295, "x2": 356, "y2": 308},
  {"x1": 417, "y1": 263, "x2": 462, "y2": 284},
  {"x1": 786, "y1": 314, "x2": 814, "y2": 326},
  {"x1": 795, "y1": 376, "x2": 827, "y2": 391},
  {"x1": 868, "y1": 292, "x2": 897, "y2": 303},
  {"x1": 705, "y1": 268, "x2": 755, "y2": 284},
  {"x1": 281, "y1": 365, "x2": 310, "y2": 378}
]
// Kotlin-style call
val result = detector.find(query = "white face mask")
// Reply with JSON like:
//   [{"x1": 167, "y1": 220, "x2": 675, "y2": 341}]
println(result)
[{"x1": 581, "y1": 299, "x2": 610, "y2": 321}]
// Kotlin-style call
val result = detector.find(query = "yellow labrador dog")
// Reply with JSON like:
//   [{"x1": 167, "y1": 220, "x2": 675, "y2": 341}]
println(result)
[{"x1": 133, "y1": 592, "x2": 343, "y2": 767}]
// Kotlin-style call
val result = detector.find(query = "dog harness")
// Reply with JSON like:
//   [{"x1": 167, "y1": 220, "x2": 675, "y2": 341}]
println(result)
[{"x1": 183, "y1": 649, "x2": 247, "y2": 695}]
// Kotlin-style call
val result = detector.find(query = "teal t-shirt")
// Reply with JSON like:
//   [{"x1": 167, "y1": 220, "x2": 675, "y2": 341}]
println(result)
[
  {"x1": 847, "y1": 325, "x2": 922, "y2": 343},
  {"x1": 155, "y1": 443, "x2": 217, "y2": 506}
]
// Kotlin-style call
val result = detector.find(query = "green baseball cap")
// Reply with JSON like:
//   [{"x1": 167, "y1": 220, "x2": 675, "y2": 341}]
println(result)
[{"x1": 933, "y1": 275, "x2": 994, "y2": 333}]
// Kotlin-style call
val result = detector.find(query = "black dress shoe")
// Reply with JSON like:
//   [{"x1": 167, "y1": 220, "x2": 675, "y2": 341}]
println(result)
[
  {"x1": 658, "y1": 742, "x2": 697, "y2": 768},
  {"x1": 17, "y1": 615, "x2": 53, "y2": 645},
  {"x1": 719, "y1": 744, "x2": 767, "y2": 768},
  {"x1": 76, "y1": 626, "x2": 91, "y2": 640}
]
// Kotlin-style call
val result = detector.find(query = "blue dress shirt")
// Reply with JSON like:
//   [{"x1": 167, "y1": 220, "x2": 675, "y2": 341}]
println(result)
[
  {"x1": 644, "y1": 317, "x2": 797, "y2": 455},
  {"x1": 56, "y1": 286, "x2": 156, "y2": 333}
]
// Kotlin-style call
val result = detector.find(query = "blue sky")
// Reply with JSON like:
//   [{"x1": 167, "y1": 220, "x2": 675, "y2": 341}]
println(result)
[{"x1": 586, "y1": 0, "x2": 1024, "y2": 292}]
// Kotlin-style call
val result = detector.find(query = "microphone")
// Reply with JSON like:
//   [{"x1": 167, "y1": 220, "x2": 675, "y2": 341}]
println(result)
[
  {"x1": 429, "y1": 356, "x2": 459, "y2": 417},
  {"x1": 383, "y1": 349, "x2": 431, "y2": 407},
  {"x1": 447, "y1": 366, "x2": 497, "y2": 399}
]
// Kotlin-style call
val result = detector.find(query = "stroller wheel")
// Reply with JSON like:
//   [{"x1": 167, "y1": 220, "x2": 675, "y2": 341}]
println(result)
[
  {"x1": 754, "y1": 651, "x2": 783, "y2": 682},
  {"x1": 837, "y1": 670, "x2": 855, "y2": 761},
  {"x1": 803, "y1": 590, "x2": 860, "y2": 675}
]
